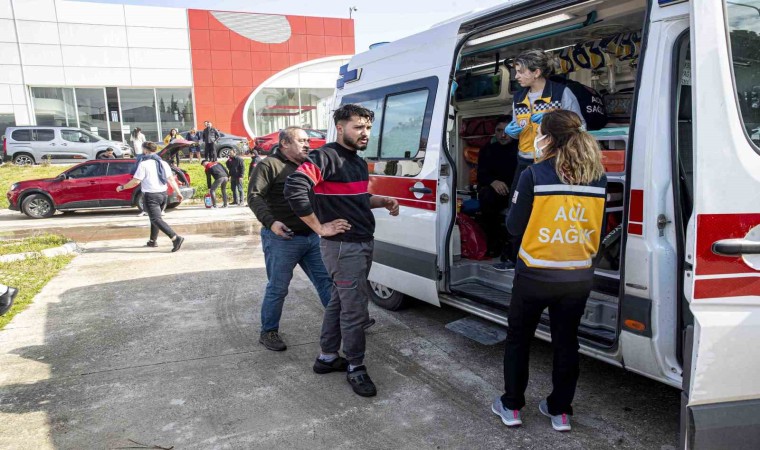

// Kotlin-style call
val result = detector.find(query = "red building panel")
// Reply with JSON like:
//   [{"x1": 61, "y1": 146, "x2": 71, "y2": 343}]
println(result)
[
  {"x1": 289, "y1": 53, "x2": 309, "y2": 66},
  {"x1": 342, "y1": 37, "x2": 355, "y2": 54},
  {"x1": 288, "y1": 15, "x2": 306, "y2": 34},
  {"x1": 306, "y1": 35, "x2": 326, "y2": 54},
  {"x1": 188, "y1": 9, "x2": 209, "y2": 29},
  {"x1": 213, "y1": 86, "x2": 234, "y2": 104},
  {"x1": 209, "y1": 30, "x2": 231, "y2": 51},
  {"x1": 270, "y1": 52, "x2": 290, "y2": 72},
  {"x1": 305, "y1": 17, "x2": 324, "y2": 35},
  {"x1": 341, "y1": 20, "x2": 354, "y2": 37},
  {"x1": 250, "y1": 52, "x2": 271, "y2": 71},
  {"x1": 212, "y1": 69, "x2": 233, "y2": 87},
  {"x1": 324, "y1": 18, "x2": 342, "y2": 37},
  {"x1": 193, "y1": 70, "x2": 213, "y2": 88},
  {"x1": 189, "y1": 29, "x2": 210, "y2": 50},
  {"x1": 229, "y1": 32, "x2": 251, "y2": 52},
  {"x1": 288, "y1": 35, "x2": 307, "y2": 53},
  {"x1": 232, "y1": 70, "x2": 252, "y2": 87},
  {"x1": 211, "y1": 51, "x2": 232, "y2": 70},
  {"x1": 191, "y1": 49, "x2": 212, "y2": 70},
  {"x1": 324, "y1": 36, "x2": 343, "y2": 55},
  {"x1": 230, "y1": 51, "x2": 251, "y2": 70}
]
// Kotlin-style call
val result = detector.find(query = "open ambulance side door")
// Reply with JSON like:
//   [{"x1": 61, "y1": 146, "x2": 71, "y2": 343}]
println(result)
[{"x1": 682, "y1": 0, "x2": 760, "y2": 447}]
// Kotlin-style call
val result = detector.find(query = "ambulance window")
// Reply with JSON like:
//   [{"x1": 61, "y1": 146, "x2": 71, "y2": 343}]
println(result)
[
  {"x1": 379, "y1": 89, "x2": 429, "y2": 160},
  {"x1": 726, "y1": 0, "x2": 760, "y2": 149},
  {"x1": 354, "y1": 96, "x2": 384, "y2": 159}
]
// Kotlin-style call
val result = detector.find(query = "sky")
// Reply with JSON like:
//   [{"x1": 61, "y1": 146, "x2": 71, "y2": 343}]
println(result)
[{"x1": 83, "y1": 0, "x2": 511, "y2": 51}]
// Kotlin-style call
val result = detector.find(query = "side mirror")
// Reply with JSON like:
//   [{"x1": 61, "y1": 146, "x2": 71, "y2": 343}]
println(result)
[
  {"x1": 56, "y1": 173, "x2": 67, "y2": 181},
  {"x1": 79, "y1": 137, "x2": 87, "y2": 143}
]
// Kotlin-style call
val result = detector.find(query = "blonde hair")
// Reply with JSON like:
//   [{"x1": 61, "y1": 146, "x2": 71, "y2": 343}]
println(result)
[{"x1": 538, "y1": 110, "x2": 604, "y2": 185}]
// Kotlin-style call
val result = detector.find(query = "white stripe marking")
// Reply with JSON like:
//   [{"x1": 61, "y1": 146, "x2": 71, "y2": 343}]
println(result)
[
  {"x1": 519, "y1": 248, "x2": 593, "y2": 268},
  {"x1": 533, "y1": 185, "x2": 606, "y2": 195},
  {"x1": 695, "y1": 273, "x2": 760, "y2": 280}
]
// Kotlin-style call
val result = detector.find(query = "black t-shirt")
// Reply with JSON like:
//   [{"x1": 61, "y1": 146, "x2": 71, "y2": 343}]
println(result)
[{"x1": 477, "y1": 140, "x2": 519, "y2": 188}]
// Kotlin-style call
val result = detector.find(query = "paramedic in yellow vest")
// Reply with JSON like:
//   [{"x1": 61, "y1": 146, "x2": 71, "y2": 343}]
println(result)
[
  {"x1": 492, "y1": 110, "x2": 606, "y2": 432},
  {"x1": 505, "y1": 50, "x2": 585, "y2": 197}
]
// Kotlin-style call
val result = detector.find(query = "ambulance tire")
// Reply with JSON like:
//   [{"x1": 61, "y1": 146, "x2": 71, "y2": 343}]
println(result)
[{"x1": 367, "y1": 280, "x2": 407, "y2": 311}]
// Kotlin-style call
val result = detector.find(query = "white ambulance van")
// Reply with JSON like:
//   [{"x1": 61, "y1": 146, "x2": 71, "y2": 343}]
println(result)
[{"x1": 331, "y1": 0, "x2": 760, "y2": 446}]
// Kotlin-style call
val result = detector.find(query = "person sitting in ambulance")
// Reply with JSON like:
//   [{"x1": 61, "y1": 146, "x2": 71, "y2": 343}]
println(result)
[
  {"x1": 492, "y1": 110, "x2": 606, "y2": 432},
  {"x1": 477, "y1": 117, "x2": 518, "y2": 265},
  {"x1": 505, "y1": 49, "x2": 585, "y2": 197}
]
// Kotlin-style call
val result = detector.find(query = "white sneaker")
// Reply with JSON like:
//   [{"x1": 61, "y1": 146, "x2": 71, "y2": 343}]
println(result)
[
  {"x1": 491, "y1": 397, "x2": 522, "y2": 427},
  {"x1": 539, "y1": 399, "x2": 571, "y2": 431}
]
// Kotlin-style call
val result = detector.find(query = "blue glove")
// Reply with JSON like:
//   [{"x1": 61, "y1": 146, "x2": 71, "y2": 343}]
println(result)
[
  {"x1": 531, "y1": 112, "x2": 544, "y2": 124},
  {"x1": 505, "y1": 120, "x2": 524, "y2": 139}
]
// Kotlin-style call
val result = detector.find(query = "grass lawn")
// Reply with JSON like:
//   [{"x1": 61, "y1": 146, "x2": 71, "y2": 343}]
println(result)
[
  {"x1": 0, "y1": 234, "x2": 71, "y2": 256},
  {"x1": 0, "y1": 164, "x2": 71, "y2": 209},
  {"x1": 0, "y1": 254, "x2": 75, "y2": 330},
  {"x1": 180, "y1": 157, "x2": 251, "y2": 204}
]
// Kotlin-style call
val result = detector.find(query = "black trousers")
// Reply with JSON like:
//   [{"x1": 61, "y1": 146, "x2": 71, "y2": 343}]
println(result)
[
  {"x1": 501, "y1": 274, "x2": 592, "y2": 415},
  {"x1": 230, "y1": 177, "x2": 244, "y2": 204},
  {"x1": 144, "y1": 192, "x2": 176, "y2": 241},
  {"x1": 169, "y1": 148, "x2": 181, "y2": 166},
  {"x1": 478, "y1": 185, "x2": 510, "y2": 258},
  {"x1": 204, "y1": 143, "x2": 217, "y2": 161}
]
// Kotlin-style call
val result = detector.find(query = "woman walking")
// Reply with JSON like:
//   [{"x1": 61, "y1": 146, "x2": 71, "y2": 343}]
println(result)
[
  {"x1": 164, "y1": 128, "x2": 182, "y2": 166},
  {"x1": 130, "y1": 127, "x2": 146, "y2": 157},
  {"x1": 492, "y1": 110, "x2": 607, "y2": 432}
]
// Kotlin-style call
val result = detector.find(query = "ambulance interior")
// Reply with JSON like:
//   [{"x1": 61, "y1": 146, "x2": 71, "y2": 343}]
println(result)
[{"x1": 448, "y1": 0, "x2": 647, "y2": 347}]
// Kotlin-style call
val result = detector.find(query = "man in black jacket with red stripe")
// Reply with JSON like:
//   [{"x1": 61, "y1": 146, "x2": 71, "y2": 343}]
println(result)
[{"x1": 284, "y1": 104, "x2": 399, "y2": 397}]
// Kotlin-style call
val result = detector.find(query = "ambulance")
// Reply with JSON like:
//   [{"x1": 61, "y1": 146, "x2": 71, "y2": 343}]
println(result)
[{"x1": 331, "y1": 0, "x2": 760, "y2": 446}]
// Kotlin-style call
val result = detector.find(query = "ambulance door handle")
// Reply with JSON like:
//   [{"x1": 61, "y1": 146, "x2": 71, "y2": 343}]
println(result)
[
  {"x1": 712, "y1": 239, "x2": 760, "y2": 256},
  {"x1": 409, "y1": 186, "x2": 432, "y2": 194}
]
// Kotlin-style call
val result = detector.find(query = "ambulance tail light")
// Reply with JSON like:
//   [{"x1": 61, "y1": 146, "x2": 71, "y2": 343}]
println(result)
[{"x1": 623, "y1": 319, "x2": 646, "y2": 333}]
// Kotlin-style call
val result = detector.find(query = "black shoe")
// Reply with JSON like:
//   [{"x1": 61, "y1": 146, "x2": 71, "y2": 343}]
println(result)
[
  {"x1": 171, "y1": 236, "x2": 185, "y2": 253},
  {"x1": 346, "y1": 365, "x2": 377, "y2": 397},
  {"x1": 313, "y1": 356, "x2": 349, "y2": 374},
  {"x1": 363, "y1": 318, "x2": 376, "y2": 330},
  {"x1": 146, "y1": 240, "x2": 157, "y2": 248},
  {"x1": 0, "y1": 287, "x2": 18, "y2": 316},
  {"x1": 259, "y1": 331, "x2": 287, "y2": 351}
]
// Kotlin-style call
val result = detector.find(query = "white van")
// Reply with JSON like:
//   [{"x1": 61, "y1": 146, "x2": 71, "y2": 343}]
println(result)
[
  {"x1": 331, "y1": 0, "x2": 760, "y2": 446},
  {"x1": 3, "y1": 126, "x2": 129, "y2": 165}
]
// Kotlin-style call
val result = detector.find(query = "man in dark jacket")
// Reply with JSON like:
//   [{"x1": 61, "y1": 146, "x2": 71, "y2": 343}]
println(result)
[
  {"x1": 284, "y1": 104, "x2": 399, "y2": 398},
  {"x1": 225, "y1": 148, "x2": 246, "y2": 205},
  {"x1": 201, "y1": 121, "x2": 220, "y2": 161},
  {"x1": 98, "y1": 147, "x2": 116, "y2": 159},
  {"x1": 202, "y1": 159, "x2": 229, "y2": 207}
]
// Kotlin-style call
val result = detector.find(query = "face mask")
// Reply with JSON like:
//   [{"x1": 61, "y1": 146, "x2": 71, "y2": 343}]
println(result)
[{"x1": 533, "y1": 134, "x2": 548, "y2": 159}]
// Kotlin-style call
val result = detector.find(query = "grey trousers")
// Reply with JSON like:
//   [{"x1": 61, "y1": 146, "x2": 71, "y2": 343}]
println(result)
[{"x1": 319, "y1": 239, "x2": 374, "y2": 366}]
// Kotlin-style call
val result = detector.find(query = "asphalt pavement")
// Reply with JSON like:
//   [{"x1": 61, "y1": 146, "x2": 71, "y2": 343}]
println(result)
[{"x1": 0, "y1": 205, "x2": 680, "y2": 449}]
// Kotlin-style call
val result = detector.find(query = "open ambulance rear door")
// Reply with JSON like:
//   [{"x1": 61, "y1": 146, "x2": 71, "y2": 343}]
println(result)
[{"x1": 682, "y1": 0, "x2": 760, "y2": 447}]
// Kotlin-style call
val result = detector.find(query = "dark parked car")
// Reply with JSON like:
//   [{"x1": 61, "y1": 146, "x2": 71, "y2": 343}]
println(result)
[
  {"x1": 7, "y1": 156, "x2": 194, "y2": 219},
  {"x1": 172, "y1": 131, "x2": 249, "y2": 159},
  {"x1": 254, "y1": 128, "x2": 326, "y2": 155}
]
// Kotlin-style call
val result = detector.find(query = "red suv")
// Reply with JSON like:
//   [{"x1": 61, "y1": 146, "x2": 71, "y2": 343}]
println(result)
[
  {"x1": 254, "y1": 129, "x2": 326, "y2": 154},
  {"x1": 7, "y1": 158, "x2": 194, "y2": 219}
]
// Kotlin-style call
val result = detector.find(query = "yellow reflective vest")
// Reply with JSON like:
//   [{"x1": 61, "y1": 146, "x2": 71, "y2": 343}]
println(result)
[{"x1": 512, "y1": 80, "x2": 566, "y2": 162}]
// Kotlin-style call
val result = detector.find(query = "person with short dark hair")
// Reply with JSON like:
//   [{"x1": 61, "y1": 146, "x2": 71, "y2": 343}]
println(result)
[
  {"x1": 284, "y1": 104, "x2": 400, "y2": 398},
  {"x1": 117, "y1": 141, "x2": 185, "y2": 251},
  {"x1": 225, "y1": 148, "x2": 245, "y2": 205},
  {"x1": 249, "y1": 126, "x2": 333, "y2": 352},
  {"x1": 202, "y1": 158, "x2": 229, "y2": 208},
  {"x1": 98, "y1": 147, "x2": 116, "y2": 159},
  {"x1": 202, "y1": 121, "x2": 220, "y2": 161}
]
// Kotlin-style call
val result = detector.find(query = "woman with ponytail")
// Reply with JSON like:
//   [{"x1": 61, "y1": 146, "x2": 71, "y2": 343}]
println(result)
[{"x1": 492, "y1": 110, "x2": 607, "y2": 432}]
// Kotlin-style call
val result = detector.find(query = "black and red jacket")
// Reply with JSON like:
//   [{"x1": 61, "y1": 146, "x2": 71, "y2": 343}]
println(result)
[
  {"x1": 204, "y1": 161, "x2": 229, "y2": 189},
  {"x1": 284, "y1": 142, "x2": 374, "y2": 242}
]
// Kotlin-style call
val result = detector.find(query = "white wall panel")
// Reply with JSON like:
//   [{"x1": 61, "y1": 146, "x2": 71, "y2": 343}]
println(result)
[
  {"x1": 16, "y1": 20, "x2": 59, "y2": 45},
  {"x1": 54, "y1": 0, "x2": 125, "y2": 26},
  {"x1": 19, "y1": 43, "x2": 62, "y2": 66},
  {"x1": 0, "y1": 104, "x2": 12, "y2": 114},
  {"x1": 0, "y1": 19, "x2": 15, "y2": 42},
  {"x1": 10, "y1": 84, "x2": 25, "y2": 104},
  {"x1": 0, "y1": 42, "x2": 20, "y2": 64},
  {"x1": 0, "y1": 65, "x2": 22, "y2": 84},
  {"x1": 12, "y1": 0, "x2": 56, "y2": 22},
  {"x1": 23, "y1": 65, "x2": 64, "y2": 85},
  {"x1": 0, "y1": 0, "x2": 12, "y2": 19},
  {"x1": 124, "y1": 5, "x2": 187, "y2": 29},
  {"x1": 64, "y1": 67, "x2": 131, "y2": 86},
  {"x1": 128, "y1": 48, "x2": 190, "y2": 69},
  {"x1": 130, "y1": 68, "x2": 192, "y2": 87},
  {"x1": 127, "y1": 27, "x2": 189, "y2": 50},
  {"x1": 14, "y1": 104, "x2": 30, "y2": 125},
  {"x1": 61, "y1": 45, "x2": 129, "y2": 68},
  {"x1": 58, "y1": 23, "x2": 126, "y2": 47},
  {"x1": 0, "y1": 84, "x2": 11, "y2": 104}
]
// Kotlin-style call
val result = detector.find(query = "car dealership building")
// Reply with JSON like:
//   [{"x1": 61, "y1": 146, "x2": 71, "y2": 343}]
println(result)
[{"x1": 0, "y1": 0, "x2": 354, "y2": 142}]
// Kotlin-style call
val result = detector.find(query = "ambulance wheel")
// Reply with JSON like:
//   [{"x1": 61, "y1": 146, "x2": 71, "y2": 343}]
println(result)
[{"x1": 367, "y1": 281, "x2": 407, "y2": 311}]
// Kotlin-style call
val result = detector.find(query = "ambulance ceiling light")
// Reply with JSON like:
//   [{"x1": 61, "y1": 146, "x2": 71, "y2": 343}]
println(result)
[{"x1": 466, "y1": 14, "x2": 576, "y2": 47}]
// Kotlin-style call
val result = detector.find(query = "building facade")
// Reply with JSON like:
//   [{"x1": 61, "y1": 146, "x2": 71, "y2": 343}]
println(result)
[{"x1": 0, "y1": 0, "x2": 354, "y2": 143}]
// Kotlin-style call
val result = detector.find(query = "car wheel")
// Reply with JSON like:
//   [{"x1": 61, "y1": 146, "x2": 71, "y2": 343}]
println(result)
[
  {"x1": 13, "y1": 153, "x2": 35, "y2": 166},
  {"x1": 135, "y1": 192, "x2": 145, "y2": 213},
  {"x1": 367, "y1": 280, "x2": 407, "y2": 311},
  {"x1": 21, "y1": 194, "x2": 55, "y2": 219},
  {"x1": 218, "y1": 147, "x2": 231, "y2": 159}
]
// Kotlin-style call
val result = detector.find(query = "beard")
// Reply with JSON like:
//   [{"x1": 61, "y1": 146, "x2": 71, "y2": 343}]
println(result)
[{"x1": 343, "y1": 134, "x2": 368, "y2": 151}]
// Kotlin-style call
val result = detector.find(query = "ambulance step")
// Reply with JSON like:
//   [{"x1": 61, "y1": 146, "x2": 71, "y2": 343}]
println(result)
[{"x1": 445, "y1": 316, "x2": 507, "y2": 345}]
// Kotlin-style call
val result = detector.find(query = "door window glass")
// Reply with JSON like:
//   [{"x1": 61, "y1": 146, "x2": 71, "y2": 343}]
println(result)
[
  {"x1": 726, "y1": 0, "x2": 760, "y2": 148},
  {"x1": 11, "y1": 129, "x2": 31, "y2": 141},
  {"x1": 61, "y1": 130, "x2": 87, "y2": 143},
  {"x1": 31, "y1": 87, "x2": 77, "y2": 127},
  {"x1": 67, "y1": 164, "x2": 106, "y2": 179},
  {"x1": 120, "y1": 89, "x2": 159, "y2": 142},
  {"x1": 76, "y1": 88, "x2": 110, "y2": 139},
  {"x1": 107, "y1": 162, "x2": 134, "y2": 176},
  {"x1": 354, "y1": 96, "x2": 384, "y2": 159},
  {"x1": 380, "y1": 89, "x2": 429, "y2": 160},
  {"x1": 34, "y1": 129, "x2": 55, "y2": 141}
]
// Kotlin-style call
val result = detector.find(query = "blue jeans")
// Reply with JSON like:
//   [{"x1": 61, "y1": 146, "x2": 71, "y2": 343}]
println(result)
[{"x1": 260, "y1": 228, "x2": 332, "y2": 333}]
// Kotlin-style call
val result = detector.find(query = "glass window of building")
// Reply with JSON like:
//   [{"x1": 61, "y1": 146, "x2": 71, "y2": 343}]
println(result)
[
  {"x1": 120, "y1": 89, "x2": 159, "y2": 142},
  {"x1": 156, "y1": 88, "x2": 194, "y2": 138},
  {"x1": 75, "y1": 88, "x2": 109, "y2": 139},
  {"x1": 31, "y1": 87, "x2": 77, "y2": 127},
  {"x1": 0, "y1": 113, "x2": 15, "y2": 139}
]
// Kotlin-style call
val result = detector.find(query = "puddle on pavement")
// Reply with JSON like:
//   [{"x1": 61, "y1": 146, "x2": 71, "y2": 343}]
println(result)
[{"x1": 0, "y1": 220, "x2": 260, "y2": 244}]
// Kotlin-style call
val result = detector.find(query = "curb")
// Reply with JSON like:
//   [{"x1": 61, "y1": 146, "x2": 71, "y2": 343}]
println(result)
[{"x1": 0, "y1": 242, "x2": 80, "y2": 263}]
